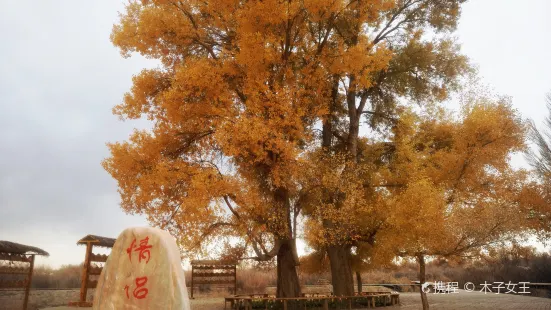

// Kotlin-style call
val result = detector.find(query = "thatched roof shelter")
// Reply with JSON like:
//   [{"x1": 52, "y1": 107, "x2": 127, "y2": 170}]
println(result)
[
  {"x1": 76, "y1": 235, "x2": 116, "y2": 248},
  {"x1": 0, "y1": 241, "x2": 47, "y2": 309},
  {"x1": 0, "y1": 240, "x2": 49, "y2": 256},
  {"x1": 69, "y1": 234, "x2": 116, "y2": 306}
]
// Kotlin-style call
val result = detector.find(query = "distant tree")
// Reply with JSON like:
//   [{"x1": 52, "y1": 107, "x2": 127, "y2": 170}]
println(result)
[
  {"x1": 524, "y1": 91, "x2": 551, "y2": 239},
  {"x1": 527, "y1": 92, "x2": 551, "y2": 181},
  {"x1": 32, "y1": 264, "x2": 81, "y2": 289}
]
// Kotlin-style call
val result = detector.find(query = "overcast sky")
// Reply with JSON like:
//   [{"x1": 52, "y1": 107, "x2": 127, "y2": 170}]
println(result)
[{"x1": 1, "y1": 1, "x2": 550, "y2": 269}]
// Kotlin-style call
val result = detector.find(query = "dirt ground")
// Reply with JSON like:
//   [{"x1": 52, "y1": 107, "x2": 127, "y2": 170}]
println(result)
[
  {"x1": 3, "y1": 289, "x2": 551, "y2": 310},
  {"x1": 186, "y1": 293, "x2": 551, "y2": 310},
  {"x1": 0, "y1": 289, "x2": 91, "y2": 310},
  {"x1": 37, "y1": 298, "x2": 224, "y2": 310}
]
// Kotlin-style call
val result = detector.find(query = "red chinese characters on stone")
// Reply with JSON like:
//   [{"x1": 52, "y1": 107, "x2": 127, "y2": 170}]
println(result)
[
  {"x1": 123, "y1": 236, "x2": 153, "y2": 300},
  {"x1": 126, "y1": 236, "x2": 153, "y2": 263},
  {"x1": 133, "y1": 277, "x2": 148, "y2": 299},
  {"x1": 135, "y1": 237, "x2": 152, "y2": 264},
  {"x1": 126, "y1": 239, "x2": 136, "y2": 262},
  {"x1": 123, "y1": 277, "x2": 149, "y2": 300}
]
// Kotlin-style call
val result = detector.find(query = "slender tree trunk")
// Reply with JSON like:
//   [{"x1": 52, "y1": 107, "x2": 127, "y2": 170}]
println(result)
[
  {"x1": 322, "y1": 75, "x2": 338, "y2": 150},
  {"x1": 356, "y1": 271, "x2": 362, "y2": 294},
  {"x1": 327, "y1": 244, "x2": 354, "y2": 296},
  {"x1": 418, "y1": 254, "x2": 430, "y2": 310},
  {"x1": 347, "y1": 119, "x2": 359, "y2": 159}
]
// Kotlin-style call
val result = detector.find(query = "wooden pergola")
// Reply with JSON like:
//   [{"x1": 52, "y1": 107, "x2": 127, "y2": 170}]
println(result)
[
  {"x1": 68, "y1": 234, "x2": 115, "y2": 307},
  {"x1": 190, "y1": 260, "x2": 237, "y2": 299},
  {"x1": 0, "y1": 240, "x2": 49, "y2": 310}
]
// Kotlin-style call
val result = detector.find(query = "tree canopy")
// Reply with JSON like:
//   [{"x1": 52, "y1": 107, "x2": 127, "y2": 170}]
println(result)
[{"x1": 104, "y1": 0, "x2": 550, "y2": 301}]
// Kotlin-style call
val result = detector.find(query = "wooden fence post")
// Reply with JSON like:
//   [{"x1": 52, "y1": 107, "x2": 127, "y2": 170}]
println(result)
[
  {"x1": 79, "y1": 242, "x2": 93, "y2": 303},
  {"x1": 22, "y1": 254, "x2": 35, "y2": 310},
  {"x1": 191, "y1": 265, "x2": 194, "y2": 299},
  {"x1": 234, "y1": 265, "x2": 237, "y2": 295}
]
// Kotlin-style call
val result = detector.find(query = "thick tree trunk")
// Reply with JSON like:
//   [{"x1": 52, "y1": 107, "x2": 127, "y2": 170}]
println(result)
[
  {"x1": 356, "y1": 271, "x2": 362, "y2": 294},
  {"x1": 327, "y1": 245, "x2": 354, "y2": 296},
  {"x1": 321, "y1": 75, "x2": 356, "y2": 298},
  {"x1": 418, "y1": 254, "x2": 430, "y2": 310},
  {"x1": 276, "y1": 239, "x2": 301, "y2": 299},
  {"x1": 265, "y1": 186, "x2": 301, "y2": 304}
]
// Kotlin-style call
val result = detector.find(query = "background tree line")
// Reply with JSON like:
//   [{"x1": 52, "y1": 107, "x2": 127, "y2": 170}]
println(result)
[{"x1": 29, "y1": 244, "x2": 551, "y2": 297}]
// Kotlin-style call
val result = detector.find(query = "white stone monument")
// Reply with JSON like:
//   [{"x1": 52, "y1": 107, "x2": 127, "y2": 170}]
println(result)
[{"x1": 93, "y1": 227, "x2": 191, "y2": 310}]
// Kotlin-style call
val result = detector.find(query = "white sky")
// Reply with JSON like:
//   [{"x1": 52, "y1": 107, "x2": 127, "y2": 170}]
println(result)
[{"x1": 0, "y1": 0, "x2": 550, "y2": 268}]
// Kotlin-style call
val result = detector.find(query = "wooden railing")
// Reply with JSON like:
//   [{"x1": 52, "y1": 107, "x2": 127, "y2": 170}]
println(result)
[
  {"x1": 224, "y1": 293, "x2": 400, "y2": 310},
  {"x1": 0, "y1": 253, "x2": 36, "y2": 310},
  {"x1": 191, "y1": 260, "x2": 237, "y2": 299}
]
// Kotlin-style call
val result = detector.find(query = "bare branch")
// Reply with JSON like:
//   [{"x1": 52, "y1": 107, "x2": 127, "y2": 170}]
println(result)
[
  {"x1": 373, "y1": 0, "x2": 425, "y2": 45},
  {"x1": 161, "y1": 204, "x2": 182, "y2": 230},
  {"x1": 361, "y1": 110, "x2": 397, "y2": 122},
  {"x1": 223, "y1": 195, "x2": 242, "y2": 220}
]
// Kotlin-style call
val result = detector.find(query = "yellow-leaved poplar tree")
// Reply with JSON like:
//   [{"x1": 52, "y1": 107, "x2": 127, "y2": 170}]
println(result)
[
  {"x1": 374, "y1": 100, "x2": 532, "y2": 309},
  {"x1": 104, "y1": 0, "x2": 470, "y2": 298},
  {"x1": 303, "y1": 94, "x2": 549, "y2": 309},
  {"x1": 309, "y1": 98, "x2": 545, "y2": 309}
]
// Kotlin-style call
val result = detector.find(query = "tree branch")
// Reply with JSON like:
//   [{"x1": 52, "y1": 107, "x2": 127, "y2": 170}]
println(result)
[
  {"x1": 361, "y1": 110, "x2": 397, "y2": 122},
  {"x1": 223, "y1": 195, "x2": 242, "y2": 220},
  {"x1": 373, "y1": 0, "x2": 424, "y2": 44},
  {"x1": 245, "y1": 238, "x2": 283, "y2": 261},
  {"x1": 161, "y1": 204, "x2": 182, "y2": 230}
]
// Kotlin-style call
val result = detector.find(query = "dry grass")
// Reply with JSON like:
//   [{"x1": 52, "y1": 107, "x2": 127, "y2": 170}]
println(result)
[{"x1": 190, "y1": 297, "x2": 225, "y2": 310}]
